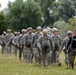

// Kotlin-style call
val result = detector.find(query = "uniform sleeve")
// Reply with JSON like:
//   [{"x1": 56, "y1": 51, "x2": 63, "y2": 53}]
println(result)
[
  {"x1": 22, "y1": 35, "x2": 26, "y2": 45},
  {"x1": 67, "y1": 37, "x2": 72, "y2": 50},
  {"x1": 17, "y1": 35, "x2": 20, "y2": 45},
  {"x1": 4, "y1": 34, "x2": 7, "y2": 45},
  {"x1": 12, "y1": 37, "x2": 15, "y2": 44},
  {"x1": 59, "y1": 36, "x2": 62, "y2": 46},
  {"x1": 61, "y1": 38, "x2": 66, "y2": 50},
  {"x1": 37, "y1": 36, "x2": 42, "y2": 49},
  {"x1": 49, "y1": 36, "x2": 54, "y2": 50}
]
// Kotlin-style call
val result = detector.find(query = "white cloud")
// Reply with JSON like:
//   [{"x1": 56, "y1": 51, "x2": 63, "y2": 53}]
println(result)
[{"x1": 0, "y1": 0, "x2": 15, "y2": 10}]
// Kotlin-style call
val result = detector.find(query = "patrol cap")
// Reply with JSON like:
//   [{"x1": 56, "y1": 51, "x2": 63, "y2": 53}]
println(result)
[
  {"x1": 3, "y1": 31, "x2": 6, "y2": 34},
  {"x1": 21, "y1": 29, "x2": 26, "y2": 32},
  {"x1": 46, "y1": 27, "x2": 52, "y2": 31},
  {"x1": 52, "y1": 28, "x2": 58, "y2": 32},
  {"x1": 67, "y1": 31, "x2": 72, "y2": 35},
  {"x1": 36, "y1": 26, "x2": 42, "y2": 30},
  {"x1": 7, "y1": 29, "x2": 11, "y2": 32},
  {"x1": 27, "y1": 27, "x2": 33, "y2": 31},
  {"x1": 43, "y1": 29, "x2": 48, "y2": 34},
  {"x1": 17, "y1": 32, "x2": 20, "y2": 35},
  {"x1": 46, "y1": 27, "x2": 52, "y2": 32},
  {"x1": 14, "y1": 32, "x2": 17, "y2": 35}
]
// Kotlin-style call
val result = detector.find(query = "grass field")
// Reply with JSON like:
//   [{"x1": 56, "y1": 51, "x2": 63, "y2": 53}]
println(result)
[{"x1": 0, "y1": 51, "x2": 76, "y2": 75}]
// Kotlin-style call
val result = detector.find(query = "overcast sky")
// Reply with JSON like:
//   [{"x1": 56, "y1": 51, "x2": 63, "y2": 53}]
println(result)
[
  {"x1": 0, "y1": 0, "x2": 58, "y2": 11},
  {"x1": 0, "y1": 0, "x2": 15, "y2": 10}
]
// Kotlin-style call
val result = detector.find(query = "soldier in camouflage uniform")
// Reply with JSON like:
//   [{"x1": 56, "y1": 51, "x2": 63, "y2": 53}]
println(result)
[
  {"x1": 18, "y1": 29, "x2": 26, "y2": 60},
  {"x1": 46, "y1": 27, "x2": 53, "y2": 36},
  {"x1": 12, "y1": 32, "x2": 19, "y2": 56},
  {"x1": 0, "y1": 31, "x2": 6, "y2": 54},
  {"x1": 23, "y1": 27, "x2": 34, "y2": 63},
  {"x1": 61, "y1": 31, "x2": 72, "y2": 69},
  {"x1": 5, "y1": 29, "x2": 13, "y2": 55},
  {"x1": 37, "y1": 29, "x2": 53, "y2": 67},
  {"x1": 67, "y1": 30, "x2": 76, "y2": 69},
  {"x1": 51, "y1": 28, "x2": 61, "y2": 66},
  {"x1": 32, "y1": 26, "x2": 42, "y2": 64}
]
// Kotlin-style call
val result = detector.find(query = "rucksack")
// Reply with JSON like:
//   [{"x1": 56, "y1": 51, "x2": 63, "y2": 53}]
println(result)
[
  {"x1": 41, "y1": 36, "x2": 50, "y2": 48},
  {"x1": 26, "y1": 34, "x2": 33, "y2": 47}
]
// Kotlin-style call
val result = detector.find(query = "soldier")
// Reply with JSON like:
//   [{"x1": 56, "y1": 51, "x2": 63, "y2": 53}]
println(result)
[
  {"x1": 12, "y1": 32, "x2": 19, "y2": 56},
  {"x1": 18, "y1": 29, "x2": 26, "y2": 60},
  {"x1": 61, "y1": 31, "x2": 72, "y2": 69},
  {"x1": 67, "y1": 29, "x2": 76, "y2": 69},
  {"x1": 37, "y1": 29, "x2": 53, "y2": 67},
  {"x1": 5, "y1": 29, "x2": 13, "y2": 55},
  {"x1": 33, "y1": 26, "x2": 42, "y2": 65},
  {"x1": 0, "y1": 36, "x2": 2, "y2": 45},
  {"x1": 23, "y1": 27, "x2": 34, "y2": 63},
  {"x1": 51, "y1": 28, "x2": 61, "y2": 66},
  {"x1": 46, "y1": 27, "x2": 53, "y2": 35},
  {"x1": 0, "y1": 31, "x2": 6, "y2": 54}
]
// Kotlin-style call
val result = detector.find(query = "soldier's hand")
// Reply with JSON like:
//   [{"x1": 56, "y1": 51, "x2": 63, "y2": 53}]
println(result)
[
  {"x1": 14, "y1": 43, "x2": 16, "y2": 46},
  {"x1": 66, "y1": 50, "x2": 68, "y2": 53},
  {"x1": 24, "y1": 46, "x2": 26, "y2": 49},
  {"x1": 40, "y1": 48, "x2": 42, "y2": 52},
  {"x1": 59, "y1": 50, "x2": 62, "y2": 53}
]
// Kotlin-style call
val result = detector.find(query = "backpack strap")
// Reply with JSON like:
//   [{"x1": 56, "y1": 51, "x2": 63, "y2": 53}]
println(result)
[{"x1": 68, "y1": 36, "x2": 73, "y2": 51}]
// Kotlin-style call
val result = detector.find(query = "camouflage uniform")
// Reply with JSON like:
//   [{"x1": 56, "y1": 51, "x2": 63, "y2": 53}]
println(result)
[
  {"x1": 67, "y1": 34, "x2": 76, "y2": 69},
  {"x1": 12, "y1": 32, "x2": 18, "y2": 56},
  {"x1": 5, "y1": 30, "x2": 13, "y2": 55},
  {"x1": 61, "y1": 31, "x2": 72, "y2": 68},
  {"x1": 51, "y1": 33, "x2": 61, "y2": 66},
  {"x1": 0, "y1": 31, "x2": 6, "y2": 53},
  {"x1": 33, "y1": 33, "x2": 42, "y2": 64},
  {"x1": 61, "y1": 37, "x2": 70, "y2": 67},
  {"x1": 18, "y1": 34, "x2": 23, "y2": 60},
  {"x1": 37, "y1": 29, "x2": 53, "y2": 67},
  {"x1": 23, "y1": 28, "x2": 34, "y2": 63}
]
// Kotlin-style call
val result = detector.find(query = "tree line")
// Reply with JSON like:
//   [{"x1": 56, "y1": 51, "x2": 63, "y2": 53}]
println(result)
[{"x1": 0, "y1": 0, "x2": 76, "y2": 34}]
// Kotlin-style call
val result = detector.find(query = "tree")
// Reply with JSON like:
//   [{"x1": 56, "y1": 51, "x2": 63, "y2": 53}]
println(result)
[
  {"x1": 5, "y1": 0, "x2": 43, "y2": 31},
  {"x1": 0, "y1": 12, "x2": 7, "y2": 34},
  {"x1": 34, "y1": 0, "x2": 55, "y2": 27},
  {"x1": 24, "y1": 0, "x2": 43, "y2": 29},
  {"x1": 58, "y1": 0, "x2": 76, "y2": 21},
  {"x1": 53, "y1": 20, "x2": 74, "y2": 33}
]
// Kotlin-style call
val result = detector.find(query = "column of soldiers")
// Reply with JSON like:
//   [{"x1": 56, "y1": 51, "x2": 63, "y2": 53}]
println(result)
[{"x1": 0, "y1": 27, "x2": 76, "y2": 69}]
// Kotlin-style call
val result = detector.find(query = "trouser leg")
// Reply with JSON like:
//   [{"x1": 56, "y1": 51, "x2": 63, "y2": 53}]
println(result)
[{"x1": 19, "y1": 48, "x2": 23, "y2": 60}]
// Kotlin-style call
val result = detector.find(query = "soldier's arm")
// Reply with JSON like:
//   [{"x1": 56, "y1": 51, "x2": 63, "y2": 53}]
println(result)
[
  {"x1": 49, "y1": 36, "x2": 54, "y2": 51},
  {"x1": 4, "y1": 34, "x2": 8, "y2": 45},
  {"x1": 37, "y1": 36, "x2": 42, "y2": 52},
  {"x1": 59, "y1": 35, "x2": 62, "y2": 46},
  {"x1": 22, "y1": 35, "x2": 26, "y2": 46},
  {"x1": 23, "y1": 35, "x2": 27, "y2": 49},
  {"x1": 67, "y1": 37, "x2": 72, "y2": 50},
  {"x1": 32, "y1": 35, "x2": 35, "y2": 44},
  {"x1": 31, "y1": 34, "x2": 34, "y2": 49},
  {"x1": 17, "y1": 35, "x2": 20, "y2": 47},
  {"x1": 12, "y1": 37, "x2": 16, "y2": 45},
  {"x1": 60, "y1": 38, "x2": 66, "y2": 53}
]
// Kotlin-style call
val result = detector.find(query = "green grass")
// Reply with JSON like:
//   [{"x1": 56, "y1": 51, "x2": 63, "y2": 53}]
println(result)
[{"x1": 0, "y1": 52, "x2": 76, "y2": 75}]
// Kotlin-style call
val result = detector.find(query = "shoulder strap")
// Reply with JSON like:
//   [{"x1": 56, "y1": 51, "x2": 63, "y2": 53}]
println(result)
[{"x1": 71, "y1": 36, "x2": 73, "y2": 44}]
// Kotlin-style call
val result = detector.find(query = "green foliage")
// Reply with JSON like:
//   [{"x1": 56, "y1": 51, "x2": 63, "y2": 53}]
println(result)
[
  {"x1": 58, "y1": 0, "x2": 76, "y2": 21},
  {"x1": 68, "y1": 18, "x2": 75, "y2": 26},
  {"x1": 5, "y1": 0, "x2": 43, "y2": 31},
  {"x1": 25, "y1": 0, "x2": 43, "y2": 29},
  {"x1": 0, "y1": 0, "x2": 76, "y2": 32},
  {"x1": 53, "y1": 20, "x2": 74, "y2": 32},
  {"x1": 34, "y1": 0, "x2": 55, "y2": 26},
  {"x1": 0, "y1": 12, "x2": 7, "y2": 34}
]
